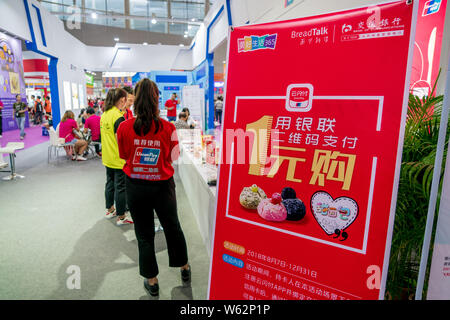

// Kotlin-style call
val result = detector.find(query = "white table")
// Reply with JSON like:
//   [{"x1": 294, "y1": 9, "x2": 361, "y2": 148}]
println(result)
[
  {"x1": 0, "y1": 142, "x2": 25, "y2": 180},
  {"x1": 175, "y1": 145, "x2": 217, "y2": 256}
]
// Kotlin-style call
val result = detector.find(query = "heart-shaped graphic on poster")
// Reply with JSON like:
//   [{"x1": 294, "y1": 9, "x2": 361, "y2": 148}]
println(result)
[{"x1": 310, "y1": 191, "x2": 358, "y2": 236}]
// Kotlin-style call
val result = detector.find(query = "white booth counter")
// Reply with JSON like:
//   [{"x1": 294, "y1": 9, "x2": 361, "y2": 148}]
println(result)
[{"x1": 175, "y1": 134, "x2": 218, "y2": 257}]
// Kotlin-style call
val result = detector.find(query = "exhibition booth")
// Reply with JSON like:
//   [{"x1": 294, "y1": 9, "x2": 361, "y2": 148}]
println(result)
[
  {"x1": 1, "y1": 0, "x2": 450, "y2": 301},
  {"x1": 0, "y1": 31, "x2": 30, "y2": 132}
]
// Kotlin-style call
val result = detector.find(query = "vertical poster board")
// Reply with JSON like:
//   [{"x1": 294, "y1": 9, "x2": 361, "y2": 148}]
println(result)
[
  {"x1": 63, "y1": 81, "x2": 72, "y2": 111},
  {"x1": 209, "y1": 1, "x2": 418, "y2": 300},
  {"x1": 410, "y1": 0, "x2": 447, "y2": 97},
  {"x1": 78, "y1": 84, "x2": 85, "y2": 109},
  {"x1": 71, "y1": 82, "x2": 79, "y2": 110},
  {"x1": 0, "y1": 31, "x2": 28, "y2": 132},
  {"x1": 182, "y1": 85, "x2": 205, "y2": 130}
]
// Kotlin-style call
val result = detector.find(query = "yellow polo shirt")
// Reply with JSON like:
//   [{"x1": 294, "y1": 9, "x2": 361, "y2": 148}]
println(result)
[{"x1": 100, "y1": 106, "x2": 126, "y2": 169}]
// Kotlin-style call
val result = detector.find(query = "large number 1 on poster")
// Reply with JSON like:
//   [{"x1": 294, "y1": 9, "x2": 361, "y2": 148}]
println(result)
[{"x1": 245, "y1": 116, "x2": 273, "y2": 176}]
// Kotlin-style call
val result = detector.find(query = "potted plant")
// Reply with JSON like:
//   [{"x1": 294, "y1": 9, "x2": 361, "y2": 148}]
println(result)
[{"x1": 386, "y1": 74, "x2": 447, "y2": 300}]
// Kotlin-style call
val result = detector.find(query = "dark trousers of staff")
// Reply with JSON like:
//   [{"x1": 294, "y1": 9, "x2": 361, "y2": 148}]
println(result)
[
  {"x1": 126, "y1": 176, "x2": 188, "y2": 279},
  {"x1": 105, "y1": 167, "x2": 127, "y2": 215}
]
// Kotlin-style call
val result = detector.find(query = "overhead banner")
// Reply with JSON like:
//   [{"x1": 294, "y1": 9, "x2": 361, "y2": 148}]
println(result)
[
  {"x1": 85, "y1": 73, "x2": 94, "y2": 88},
  {"x1": 209, "y1": 1, "x2": 418, "y2": 300},
  {"x1": 102, "y1": 76, "x2": 132, "y2": 88},
  {"x1": 410, "y1": 0, "x2": 447, "y2": 97}
]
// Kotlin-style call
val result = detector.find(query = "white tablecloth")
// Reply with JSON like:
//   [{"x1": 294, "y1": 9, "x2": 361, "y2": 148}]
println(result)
[{"x1": 175, "y1": 145, "x2": 217, "y2": 256}]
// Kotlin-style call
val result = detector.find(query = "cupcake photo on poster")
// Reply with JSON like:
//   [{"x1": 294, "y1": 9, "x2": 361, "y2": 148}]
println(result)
[{"x1": 233, "y1": 177, "x2": 364, "y2": 250}]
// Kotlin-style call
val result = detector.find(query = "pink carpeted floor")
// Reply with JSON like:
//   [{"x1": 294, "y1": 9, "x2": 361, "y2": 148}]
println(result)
[{"x1": 0, "y1": 125, "x2": 49, "y2": 152}]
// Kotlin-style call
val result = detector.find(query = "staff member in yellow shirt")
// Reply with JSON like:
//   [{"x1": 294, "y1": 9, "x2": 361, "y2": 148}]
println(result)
[{"x1": 101, "y1": 88, "x2": 133, "y2": 226}]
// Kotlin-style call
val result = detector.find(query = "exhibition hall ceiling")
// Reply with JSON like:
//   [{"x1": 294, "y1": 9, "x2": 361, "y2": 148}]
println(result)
[{"x1": 37, "y1": 0, "x2": 215, "y2": 45}]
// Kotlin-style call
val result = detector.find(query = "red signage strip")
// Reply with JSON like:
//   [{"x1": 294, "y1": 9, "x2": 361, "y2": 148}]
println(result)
[
  {"x1": 209, "y1": 1, "x2": 418, "y2": 300},
  {"x1": 410, "y1": 0, "x2": 447, "y2": 96}
]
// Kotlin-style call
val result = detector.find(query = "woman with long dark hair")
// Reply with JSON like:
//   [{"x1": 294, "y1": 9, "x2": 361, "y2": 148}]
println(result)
[
  {"x1": 117, "y1": 78, "x2": 190, "y2": 297},
  {"x1": 100, "y1": 88, "x2": 133, "y2": 226}
]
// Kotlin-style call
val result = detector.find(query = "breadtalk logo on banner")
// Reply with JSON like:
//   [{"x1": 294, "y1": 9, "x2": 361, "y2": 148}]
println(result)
[{"x1": 237, "y1": 34, "x2": 277, "y2": 53}]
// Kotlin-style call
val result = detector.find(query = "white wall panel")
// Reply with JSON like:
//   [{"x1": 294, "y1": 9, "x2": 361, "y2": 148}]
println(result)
[
  {"x1": 192, "y1": 23, "x2": 207, "y2": 68},
  {"x1": 246, "y1": 0, "x2": 384, "y2": 24},
  {"x1": 230, "y1": 0, "x2": 250, "y2": 27},
  {"x1": 172, "y1": 49, "x2": 194, "y2": 70},
  {"x1": 208, "y1": 12, "x2": 228, "y2": 53},
  {"x1": 56, "y1": 61, "x2": 86, "y2": 114},
  {"x1": 245, "y1": 0, "x2": 276, "y2": 23},
  {"x1": 0, "y1": 0, "x2": 32, "y2": 41}
]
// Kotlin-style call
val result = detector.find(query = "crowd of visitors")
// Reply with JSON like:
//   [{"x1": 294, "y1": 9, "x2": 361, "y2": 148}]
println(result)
[
  {"x1": 116, "y1": 79, "x2": 190, "y2": 297},
  {"x1": 61, "y1": 84, "x2": 192, "y2": 296},
  {"x1": 1, "y1": 82, "x2": 192, "y2": 297},
  {"x1": 77, "y1": 83, "x2": 192, "y2": 297},
  {"x1": 0, "y1": 94, "x2": 53, "y2": 140}
]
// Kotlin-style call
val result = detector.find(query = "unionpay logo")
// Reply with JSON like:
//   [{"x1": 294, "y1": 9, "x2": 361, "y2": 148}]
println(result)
[
  {"x1": 286, "y1": 84, "x2": 314, "y2": 112},
  {"x1": 237, "y1": 34, "x2": 277, "y2": 53},
  {"x1": 133, "y1": 148, "x2": 160, "y2": 166},
  {"x1": 423, "y1": 0, "x2": 442, "y2": 16}
]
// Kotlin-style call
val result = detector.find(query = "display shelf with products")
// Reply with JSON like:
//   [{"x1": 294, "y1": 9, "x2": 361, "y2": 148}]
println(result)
[{"x1": 175, "y1": 129, "x2": 220, "y2": 256}]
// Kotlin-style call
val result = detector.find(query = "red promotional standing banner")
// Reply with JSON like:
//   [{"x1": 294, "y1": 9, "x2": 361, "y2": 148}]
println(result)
[
  {"x1": 411, "y1": 0, "x2": 447, "y2": 96},
  {"x1": 209, "y1": 1, "x2": 418, "y2": 300}
]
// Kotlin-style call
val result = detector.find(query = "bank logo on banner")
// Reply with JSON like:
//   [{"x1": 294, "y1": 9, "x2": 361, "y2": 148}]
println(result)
[
  {"x1": 342, "y1": 24, "x2": 353, "y2": 33},
  {"x1": 339, "y1": 11, "x2": 406, "y2": 42},
  {"x1": 423, "y1": 0, "x2": 442, "y2": 16},
  {"x1": 237, "y1": 34, "x2": 277, "y2": 53}
]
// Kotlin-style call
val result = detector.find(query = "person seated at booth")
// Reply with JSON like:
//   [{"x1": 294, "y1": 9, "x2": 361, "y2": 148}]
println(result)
[
  {"x1": 77, "y1": 108, "x2": 88, "y2": 128},
  {"x1": 84, "y1": 107, "x2": 101, "y2": 156},
  {"x1": 181, "y1": 107, "x2": 196, "y2": 128},
  {"x1": 174, "y1": 112, "x2": 191, "y2": 130},
  {"x1": 59, "y1": 110, "x2": 88, "y2": 161}
]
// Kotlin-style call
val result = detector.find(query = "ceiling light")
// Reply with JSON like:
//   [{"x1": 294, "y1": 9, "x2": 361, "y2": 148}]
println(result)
[
  {"x1": 191, "y1": 18, "x2": 196, "y2": 22},
  {"x1": 188, "y1": 25, "x2": 192, "y2": 30},
  {"x1": 143, "y1": 42, "x2": 148, "y2": 45},
  {"x1": 151, "y1": 18, "x2": 157, "y2": 24},
  {"x1": 184, "y1": 30, "x2": 188, "y2": 34},
  {"x1": 184, "y1": 34, "x2": 188, "y2": 38},
  {"x1": 151, "y1": 13, "x2": 157, "y2": 24},
  {"x1": 223, "y1": 61, "x2": 226, "y2": 64},
  {"x1": 179, "y1": 44, "x2": 184, "y2": 47},
  {"x1": 114, "y1": 37, "x2": 119, "y2": 41},
  {"x1": 91, "y1": 12, "x2": 97, "y2": 19}
]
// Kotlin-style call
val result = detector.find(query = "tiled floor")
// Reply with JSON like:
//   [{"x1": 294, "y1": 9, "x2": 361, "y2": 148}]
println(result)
[{"x1": 0, "y1": 141, "x2": 210, "y2": 300}]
